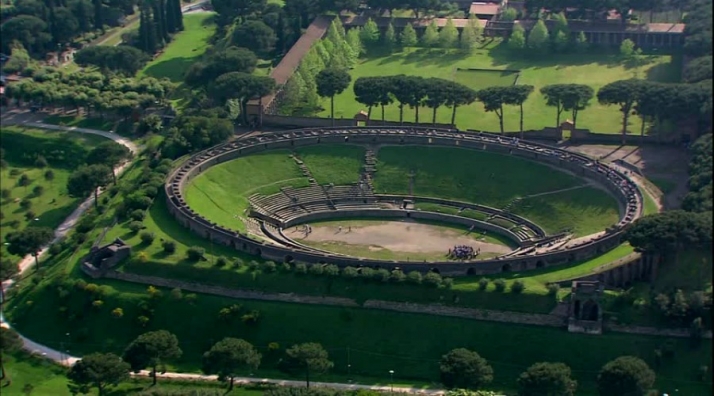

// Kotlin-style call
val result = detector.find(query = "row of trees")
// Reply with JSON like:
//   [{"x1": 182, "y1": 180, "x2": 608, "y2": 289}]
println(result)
[
  {"x1": 0, "y1": 326, "x2": 662, "y2": 396},
  {"x1": 356, "y1": 17, "x2": 484, "y2": 53},
  {"x1": 522, "y1": 0, "x2": 682, "y2": 21},
  {"x1": 508, "y1": 15, "x2": 590, "y2": 54},
  {"x1": 135, "y1": 0, "x2": 184, "y2": 55}
]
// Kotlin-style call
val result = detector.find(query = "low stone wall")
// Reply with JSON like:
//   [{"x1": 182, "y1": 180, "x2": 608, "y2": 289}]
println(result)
[
  {"x1": 262, "y1": 115, "x2": 356, "y2": 128},
  {"x1": 165, "y1": 127, "x2": 643, "y2": 276}
]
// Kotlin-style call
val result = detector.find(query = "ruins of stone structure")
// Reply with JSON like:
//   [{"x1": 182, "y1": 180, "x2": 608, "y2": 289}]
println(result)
[
  {"x1": 567, "y1": 281, "x2": 604, "y2": 335},
  {"x1": 81, "y1": 239, "x2": 132, "y2": 278}
]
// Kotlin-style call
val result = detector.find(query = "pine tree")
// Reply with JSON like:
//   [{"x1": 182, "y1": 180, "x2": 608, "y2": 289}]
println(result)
[
  {"x1": 384, "y1": 22, "x2": 396, "y2": 50},
  {"x1": 527, "y1": 19, "x2": 549, "y2": 52},
  {"x1": 508, "y1": 24, "x2": 526, "y2": 51},
  {"x1": 93, "y1": 0, "x2": 104, "y2": 31},
  {"x1": 575, "y1": 31, "x2": 588, "y2": 52},
  {"x1": 165, "y1": 0, "x2": 177, "y2": 33},
  {"x1": 346, "y1": 27, "x2": 364, "y2": 56},
  {"x1": 553, "y1": 30, "x2": 569, "y2": 52},
  {"x1": 138, "y1": 6, "x2": 157, "y2": 53},
  {"x1": 439, "y1": 18, "x2": 459, "y2": 48},
  {"x1": 359, "y1": 18, "x2": 380, "y2": 49},
  {"x1": 174, "y1": 0, "x2": 184, "y2": 31},
  {"x1": 400, "y1": 23, "x2": 418, "y2": 48},
  {"x1": 459, "y1": 16, "x2": 480, "y2": 51},
  {"x1": 155, "y1": 0, "x2": 169, "y2": 42},
  {"x1": 552, "y1": 12, "x2": 568, "y2": 35},
  {"x1": 421, "y1": 20, "x2": 439, "y2": 48}
]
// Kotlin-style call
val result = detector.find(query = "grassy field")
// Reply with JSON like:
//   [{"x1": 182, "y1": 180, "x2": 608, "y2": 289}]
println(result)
[
  {"x1": 320, "y1": 44, "x2": 680, "y2": 132},
  {"x1": 183, "y1": 150, "x2": 310, "y2": 233},
  {"x1": 42, "y1": 115, "x2": 116, "y2": 131},
  {"x1": 0, "y1": 127, "x2": 111, "y2": 261},
  {"x1": 296, "y1": 144, "x2": 365, "y2": 185},
  {"x1": 452, "y1": 69, "x2": 519, "y2": 90},
  {"x1": 6, "y1": 279, "x2": 711, "y2": 395},
  {"x1": 139, "y1": 12, "x2": 217, "y2": 82}
]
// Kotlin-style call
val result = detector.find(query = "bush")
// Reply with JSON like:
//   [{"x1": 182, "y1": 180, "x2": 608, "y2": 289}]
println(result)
[
  {"x1": 139, "y1": 231, "x2": 155, "y2": 245},
  {"x1": 261, "y1": 261, "x2": 277, "y2": 273},
  {"x1": 130, "y1": 209, "x2": 146, "y2": 221},
  {"x1": 407, "y1": 271, "x2": 423, "y2": 285},
  {"x1": 324, "y1": 264, "x2": 340, "y2": 276},
  {"x1": 494, "y1": 278, "x2": 506, "y2": 292},
  {"x1": 360, "y1": 267, "x2": 375, "y2": 280},
  {"x1": 48, "y1": 242, "x2": 63, "y2": 256},
  {"x1": 308, "y1": 263, "x2": 324, "y2": 276},
  {"x1": 161, "y1": 240, "x2": 176, "y2": 253},
  {"x1": 44, "y1": 170, "x2": 54, "y2": 181},
  {"x1": 390, "y1": 270, "x2": 406, "y2": 283},
  {"x1": 111, "y1": 308, "x2": 124, "y2": 318},
  {"x1": 184, "y1": 293, "x2": 198, "y2": 304},
  {"x1": 18, "y1": 174, "x2": 30, "y2": 186},
  {"x1": 478, "y1": 278, "x2": 489, "y2": 291},
  {"x1": 170, "y1": 288, "x2": 183, "y2": 300},
  {"x1": 186, "y1": 246, "x2": 205, "y2": 261},
  {"x1": 248, "y1": 260, "x2": 260, "y2": 271},
  {"x1": 32, "y1": 185, "x2": 44, "y2": 196},
  {"x1": 295, "y1": 263, "x2": 307, "y2": 274},
  {"x1": 20, "y1": 199, "x2": 32, "y2": 210},
  {"x1": 281, "y1": 262, "x2": 291, "y2": 272},
  {"x1": 0, "y1": 189, "x2": 10, "y2": 199},
  {"x1": 128, "y1": 221, "x2": 144, "y2": 233},
  {"x1": 215, "y1": 256, "x2": 229, "y2": 267},
  {"x1": 232, "y1": 258, "x2": 244, "y2": 268},
  {"x1": 24, "y1": 210, "x2": 36, "y2": 221},
  {"x1": 8, "y1": 220, "x2": 20, "y2": 229},
  {"x1": 442, "y1": 277, "x2": 454, "y2": 289},
  {"x1": 373, "y1": 268, "x2": 390, "y2": 282},
  {"x1": 423, "y1": 272, "x2": 443, "y2": 287},
  {"x1": 547, "y1": 283, "x2": 560, "y2": 296},
  {"x1": 34, "y1": 155, "x2": 48, "y2": 168},
  {"x1": 342, "y1": 266, "x2": 359, "y2": 278},
  {"x1": 9, "y1": 169, "x2": 20, "y2": 177},
  {"x1": 511, "y1": 280, "x2": 525, "y2": 293}
]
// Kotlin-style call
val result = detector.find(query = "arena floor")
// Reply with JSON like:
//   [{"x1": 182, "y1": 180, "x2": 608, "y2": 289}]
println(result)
[{"x1": 290, "y1": 219, "x2": 514, "y2": 262}]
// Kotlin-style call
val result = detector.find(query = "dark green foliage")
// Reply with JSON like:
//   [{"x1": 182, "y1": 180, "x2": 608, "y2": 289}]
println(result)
[
  {"x1": 683, "y1": 56, "x2": 712, "y2": 83},
  {"x1": 162, "y1": 240, "x2": 176, "y2": 253},
  {"x1": 186, "y1": 246, "x2": 206, "y2": 261},
  {"x1": 202, "y1": 338, "x2": 261, "y2": 390},
  {"x1": 232, "y1": 20, "x2": 277, "y2": 55},
  {"x1": 0, "y1": 131, "x2": 94, "y2": 169},
  {"x1": 185, "y1": 47, "x2": 259, "y2": 87},
  {"x1": 67, "y1": 164, "x2": 113, "y2": 209},
  {"x1": 439, "y1": 348, "x2": 494, "y2": 389},
  {"x1": 67, "y1": 352, "x2": 130, "y2": 395},
  {"x1": 493, "y1": 278, "x2": 506, "y2": 292},
  {"x1": 75, "y1": 46, "x2": 151, "y2": 76},
  {"x1": 123, "y1": 330, "x2": 183, "y2": 385},
  {"x1": 624, "y1": 210, "x2": 712, "y2": 254},
  {"x1": 511, "y1": 280, "x2": 526, "y2": 293},
  {"x1": 0, "y1": 259, "x2": 19, "y2": 281},
  {"x1": 518, "y1": 362, "x2": 577, "y2": 396},
  {"x1": 283, "y1": 343, "x2": 334, "y2": 388},
  {"x1": 315, "y1": 68, "x2": 352, "y2": 122},
  {"x1": 5, "y1": 226, "x2": 54, "y2": 264},
  {"x1": 596, "y1": 356, "x2": 655, "y2": 396},
  {"x1": 683, "y1": 134, "x2": 712, "y2": 213},
  {"x1": 139, "y1": 231, "x2": 155, "y2": 245}
]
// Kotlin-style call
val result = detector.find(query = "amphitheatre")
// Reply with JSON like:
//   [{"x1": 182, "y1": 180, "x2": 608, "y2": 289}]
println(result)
[{"x1": 171, "y1": 127, "x2": 642, "y2": 275}]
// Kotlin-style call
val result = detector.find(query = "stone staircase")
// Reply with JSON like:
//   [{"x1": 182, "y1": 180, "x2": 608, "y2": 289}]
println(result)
[
  {"x1": 362, "y1": 148, "x2": 377, "y2": 190},
  {"x1": 320, "y1": 184, "x2": 337, "y2": 209},
  {"x1": 245, "y1": 217, "x2": 265, "y2": 237},
  {"x1": 489, "y1": 197, "x2": 522, "y2": 219},
  {"x1": 291, "y1": 152, "x2": 317, "y2": 186}
]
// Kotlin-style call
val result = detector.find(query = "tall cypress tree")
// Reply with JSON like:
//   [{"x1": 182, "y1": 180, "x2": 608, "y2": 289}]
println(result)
[
  {"x1": 138, "y1": 6, "x2": 157, "y2": 53},
  {"x1": 165, "y1": 0, "x2": 176, "y2": 33},
  {"x1": 153, "y1": 0, "x2": 168, "y2": 44},
  {"x1": 173, "y1": 0, "x2": 183, "y2": 31},
  {"x1": 93, "y1": 0, "x2": 103, "y2": 31}
]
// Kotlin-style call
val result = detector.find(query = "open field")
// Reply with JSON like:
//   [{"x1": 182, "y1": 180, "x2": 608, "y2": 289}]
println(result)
[
  {"x1": 319, "y1": 44, "x2": 680, "y2": 132},
  {"x1": 296, "y1": 218, "x2": 513, "y2": 261},
  {"x1": 0, "y1": 127, "x2": 111, "y2": 260},
  {"x1": 296, "y1": 144, "x2": 365, "y2": 185},
  {"x1": 139, "y1": 13, "x2": 217, "y2": 82},
  {"x1": 6, "y1": 279, "x2": 711, "y2": 395}
]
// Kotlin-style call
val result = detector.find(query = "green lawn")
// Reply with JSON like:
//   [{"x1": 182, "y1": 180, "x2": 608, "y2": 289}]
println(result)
[
  {"x1": 296, "y1": 144, "x2": 365, "y2": 185},
  {"x1": 42, "y1": 115, "x2": 116, "y2": 131},
  {"x1": 452, "y1": 69, "x2": 519, "y2": 90},
  {"x1": 139, "y1": 12, "x2": 217, "y2": 82},
  {"x1": 321, "y1": 44, "x2": 680, "y2": 133},
  {"x1": 0, "y1": 127, "x2": 112, "y2": 261},
  {"x1": 6, "y1": 280, "x2": 711, "y2": 395},
  {"x1": 182, "y1": 150, "x2": 310, "y2": 233}
]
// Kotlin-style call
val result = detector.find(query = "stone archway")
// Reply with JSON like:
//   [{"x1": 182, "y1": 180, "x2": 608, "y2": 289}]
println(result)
[
  {"x1": 536, "y1": 260, "x2": 545, "y2": 269},
  {"x1": 501, "y1": 263, "x2": 511, "y2": 273},
  {"x1": 582, "y1": 299, "x2": 599, "y2": 321},
  {"x1": 284, "y1": 255, "x2": 294, "y2": 264},
  {"x1": 466, "y1": 267, "x2": 476, "y2": 276},
  {"x1": 430, "y1": 268, "x2": 441, "y2": 274},
  {"x1": 254, "y1": 248, "x2": 262, "y2": 257}
]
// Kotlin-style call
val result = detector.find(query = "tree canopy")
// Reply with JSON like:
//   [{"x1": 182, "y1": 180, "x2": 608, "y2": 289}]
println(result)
[
  {"x1": 284, "y1": 343, "x2": 333, "y2": 388},
  {"x1": 202, "y1": 338, "x2": 262, "y2": 390},
  {"x1": 596, "y1": 356, "x2": 655, "y2": 396},
  {"x1": 5, "y1": 227, "x2": 54, "y2": 268},
  {"x1": 439, "y1": 348, "x2": 494, "y2": 390},
  {"x1": 517, "y1": 362, "x2": 577, "y2": 396},
  {"x1": 123, "y1": 330, "x2": 183, "y2": 385},
  {"x1": 67, "y1": 353, "x2": 130, "y2": 396}
]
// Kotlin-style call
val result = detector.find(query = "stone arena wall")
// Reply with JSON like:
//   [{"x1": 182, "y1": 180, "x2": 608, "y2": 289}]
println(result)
[{"x1": 165, "y1": 127, "x2": 642, "y2": 276}]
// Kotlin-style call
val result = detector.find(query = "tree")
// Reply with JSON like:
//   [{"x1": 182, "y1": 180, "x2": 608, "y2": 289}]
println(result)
[
  {"x1": 211, "y1": 72, "x2": 276, "y2": 125},
  {"x1": 316, "y1": 68, "x2": 351, "y2": 125},
  {"x1": 186, "y1": 47, "x2": 259, "y2": 87},
  {"x1": 624, "y1": 210, "x2": 711, "y2": 259},
  {"x1": 553, "y1": 31, "x2": 569, "y2": 53},
  {"x1": 93, "y1": 0, "x2": 104, "y2": 31},
  {"x1": 233, "y1": 21, "x2": 277, "y2": 55},
  {"x1": 0, "y1": 259, "x2": 19, "y2": 283},
  {"x1": 506, "y1": 85, "x2": 534, "y2": 137},
  {"x1": 552, "y1": 12, "x2": 569, "y2": 36},
  {"x1": 383, "y1": 22, "x2": 396, "y2": 50},
  {"x1": 86, "y1": 141, "x2": 132, "y2": 184},
  {"x1": 1, "y1": 327, "x2": 22, "y2": 381},
  {"x1": 575, "y1": 31, "x2": 588, "y2": 52},
  {"x1": 202, "y1": 338, "x2": 261, "y2": 391},
  {"x1": 353, "y1": 77, "x2": 383, "y2": 120},
  {"x1": 346, "y1": 27, "x2": 364, "y2": 56},
  {"x1": 67, "y1": 353, "x2": 130, "y2": 396},
  {"x1": 400, "y1": 23, "x2": 418, "y2": 48},
  {"x1": 67, "y1": 164, "x2": 112, "y2": 209},
  {"x1": 446, "y1": 83, "x2": 477, "y2": 125},
  {"x1": 620, "y1": 38, "x2": 636, "y2": 59},
  {"x1": 285, "y1": 343, "x2": 333, "y2": 388},
  {"x1": 421, "y1": 20, "x2": 439, "y2": 48},
  {"x1": 75, "y1": 46, "x2": 151, "y2": 75},
  {"x1": 359, "y1": 18, "x2": 380, "y2": 50},
  {"x1": 439, "y1": 18, "x2": 459, "y2": 48},
  {"x1": 423, "y1": 78, "x2": 450, "y2": 124},
  {"x1": 597, "y1": 79, "x2": 643, "y2": 144},
  {"x1": 509, "y1": 24, "x2": 526, "y2": 51},
  {"x1": 460, "y1": 16, "x2": 481, "y2": 51},
  {"x1": 477, "y1": 86, "x2": 510, "y2": 134},
  {"x1": 596, "y1": 356, "x2": 655, "y2": 396},
  {"x1": 123, "y1": 330, "x2": 182, "y2": 385},
  {"x1": 439, "y1": 348, "x2": 493, "y2": 390},
  {"x1": 528, "y1": 20, "x2": 549, "y2": 52},
  {"x1": 5, "y1": 227, "x2": 54, "y2": 270},
  {"x1": 541, "y1": 84, "x2": 568, "y2": 128},
  {"x1": 517, "y1": 362, "x2": 577, "y2": 396},
  {"x1": 682, "y1": 55, "x2": 712, "y2": 83}
]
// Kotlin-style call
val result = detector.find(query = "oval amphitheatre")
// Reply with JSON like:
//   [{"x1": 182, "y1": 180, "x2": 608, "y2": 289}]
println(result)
[{"x1": 165, "y1": 126, "x2": 644, "y2": 276}]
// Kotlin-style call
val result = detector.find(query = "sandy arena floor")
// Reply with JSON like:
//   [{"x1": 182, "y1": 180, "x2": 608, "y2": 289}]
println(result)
[{"x1": 287, "y1": 219, "x2": 513, "y2": 259}]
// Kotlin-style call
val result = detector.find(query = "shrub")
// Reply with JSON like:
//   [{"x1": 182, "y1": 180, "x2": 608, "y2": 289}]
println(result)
[
  {"x1": 8, "y1": 220, "x2": 20, "y2": 229},
  {"x1": 233, "y1": 258, "x2": 244, "y2": 269},
  {"x1": 295, "y1": 263, "x2": 308, "y2": 274},
  {"x1": 442, "y1": 277, "x2": 454, "y2": 289},
  {"x1": 261, "y1": 260, "x2": 277, "y2": 273},
  {"x1": 184, "y1": 293, "x2": 198, "y2": 305},
  {"x1": 130, "y1": 209, "x2": 146, "y2": 221},
  {"x1": 390, "y1": 270, "x2": 406, "y2": 283},
  {"x1": 74, "y1": 279, "x2": 87, "y2": 290},
  {"x1": 158, "y1": 240, "x2": 175, "y2": 255},
  {"x1": 186, "y1": 246, "x2": 205, "y2": 261},
  {"x1": 34, "y1": 155, "x2": 48, "y2": 168},
  {"x1": 248, "y1": 260, "x2": 260, "y2": 271},
  {"x1": 111, "y1": 308, "x2": 124, "y2": 318},
  {"x1": 170, "y1": 288, "x2": 183, "y2": 300},
  {"x1": 360, "y1": 267, "x2": 375, "y2": 280},
  {"x1": 128, "y1": 221, "x2": 144, "y2": 233},
  {"x1": 18, "y1": 174, "x2": 30, "y2": 186},
  {"x1": 0, "y1": 188, "x2": 10, "y2": 199},
  {"x1": 9, "y1": 169, "x2": 20, "y2": 177},
  {"x1": 32, "y1": 185, "x2": 44, "y2": 196},
  {"x1": 280, "y1": 262, "x2": 291, "y2": 272},
  {"x1": 48, "y1": 242, "x2": 63, "y2": 256},
  {"x1": 373, "y1": 268, "x2": 390, "y2": 282},
  {"x1": 424, "y1": 272, "x2": 443, "y2": 287},
  {"x1": 494, "y1": 278, "x2": 506, "y2": 292},
  {"x1": 215, "y1": 256, "x2": 229, "y2": 267},
  {"x1": 511, "y1": 280, "x2": 525, "y2": 293},
  {"x1": 547, "y1": 283, "x2": 560, "y2": 296},
  {"x1": 308, "y1": 263, "x2": 324, "y2": 276},
  {"x1": 478, "y1": 278, "x2": 489, "y2": 291},
  {"x1": 137, "y1": 315, "x2": 150, "y2": 327},
  {"x1": 92, "y1": 300, "x2": 104, "y2": 309},
  {"x1": 20, "y1": 199, "x2": 32, "y2": 210},
  {"x1": 139, "y1": 231, "x2": 155, "y2": 245},
  {"x1": 342, "y1": 266, "x2": 359, "y2": 278},
  {"x1": 407, "y1": 271, "x2": 422, "y2": 285},
  {"x1": 136, "y1": 251, "x2": 149, "y2": 263},
  {"x1": 44, "y1": 170, "x2": 54, "y2": 181},
  {"x1": 24, "y1": 210, "x2": 36, "y2": 221},
  {"x1": 241, "y1": 310, "x2": 261, "y2": 324},
  {"x1": 324, "y1": 264, "x2": 340, "y2": 276}
]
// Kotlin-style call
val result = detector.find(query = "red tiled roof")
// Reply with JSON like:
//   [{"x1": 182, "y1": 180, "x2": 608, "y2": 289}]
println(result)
[{"x1": 469, "y1": 2, "x2": 500, "y2": 15}]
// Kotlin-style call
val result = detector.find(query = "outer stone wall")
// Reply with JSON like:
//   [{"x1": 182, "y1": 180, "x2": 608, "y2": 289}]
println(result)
[{"x1": 165, "y1": 127, "x2": 643, "y2": 276}]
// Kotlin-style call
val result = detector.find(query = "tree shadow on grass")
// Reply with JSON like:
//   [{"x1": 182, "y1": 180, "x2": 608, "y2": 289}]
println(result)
[
  {"x1": 375, "y1": 48, "x2": 472, "y2": 68},
  {"x1": 488, "y1": 42, "x2": 625, "y2": 70},
  {"x1": 142, "y1": 56, "x2": 200, "y2": 83}
]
